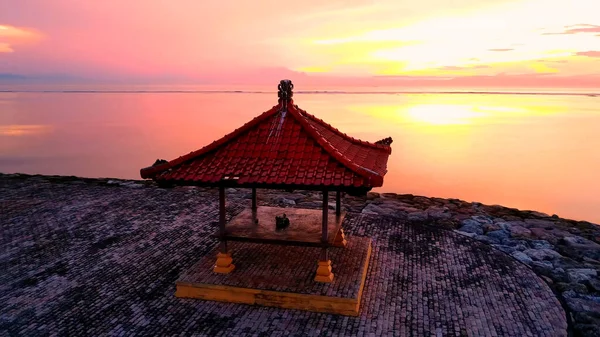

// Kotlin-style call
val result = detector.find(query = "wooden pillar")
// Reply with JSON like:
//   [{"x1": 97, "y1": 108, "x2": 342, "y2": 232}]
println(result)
[
  {"x1": 333, "y1": 189, "x2": 347, "y2": 247},
  {"x1": 315, "y1": 190, "x2": 334, "y2": 282},
  {"x1": 321, "y1": 190, "x2": 329, "y2": 249},
  {"x1": 251, "y1": 187, "x2": 257, "y2": 211},
  {"x1": 214, "y1": 185, "x2": 235, "y2": 273},
  {"x1": 335, "y1": 190, "x2": 341, "y2": 216}
]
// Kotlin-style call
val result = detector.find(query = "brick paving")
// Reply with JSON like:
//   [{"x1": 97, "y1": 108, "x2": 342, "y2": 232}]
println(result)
[
  {"x1": 0, "y1": 177, "x2": 567, "y2": 336},
  {"x1": 179, "y1": 237, "x2": 371, "y2": 298}
]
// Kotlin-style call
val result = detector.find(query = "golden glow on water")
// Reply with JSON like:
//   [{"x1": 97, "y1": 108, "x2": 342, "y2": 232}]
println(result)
[{"x1": 0, "y1": 91, "x2": 599, "y2": 223}]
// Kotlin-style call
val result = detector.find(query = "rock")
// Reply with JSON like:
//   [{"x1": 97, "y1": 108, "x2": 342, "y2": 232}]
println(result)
[
  {"x1": 565, "y1": 296, "x2": 600, "y2": 314},
  {"x1": 454, "y1": 230, "x2": 477, "y2": 238},
  {"x1": 529, "y1": 211, "x2": 550, "y2": 218},
  {"x1": 458, "y1": 219, "x2": 483, "y2": 235},
  {"x1": 121, "y1": 182, "x2": 143, "y2": 189},
  {"x1": 274, "y1": 197, "x2": 295, "y2": 206},
  {"x1": 568, "y1": 269, "x2": 598, "y2": 283},
  {"x1": 511, "y1": 251, "x2": 533, "y2": 264},
  {"x1": 584, "y1": 278, "x2": 600, "y2": 293},
  {"x1": 284, "y1": 193, "x2": 309, "y2": 202},
  {"x1": 474, "y1": 235, "x2": 497, "y2": 244},
  {"x1": 407, "y1": 211, "x2": 428, "y2": 222},
  {"x1": 523, "y1": 248, "x2": 562, "y2": 261},
  {"x1": 573, "y1": 323, "x2": 600, "y2": 337},
  {"x1": 531, "y1": 260, "x2": 554, "y2": 272},
  {"x1": 487, "y1": 230, "x2": 510, "y2": 242},
  {"x1": 427, "y1": 207, "x2": 452, "y2": 220},
  {"x1": 529, "y1": 240, "x2": 553, "y2": 250},
  {"x1": 563, "y1": 236, "x2": 600, "y2": 249},
  {"x1": 482, "y1": 223, "x2": 502, "y2": 233},
  {"x1": 107, "y1": 180, "x2": 120, "y2": 185},
  {"x1": 471, "y1": 215, "x2": 493, "y2": 224},
  {"x1": 226, "y1": 188, "x2": 238, "y2": 193},
  {"x1": 530, "y1": 227, "x2": 572, "y2": 245},
  {"x1": 492, "y1": 244, "x2": 516, "y2": 254},
  {"x1": 551, "y1": 268, "x2": 568, "y2": 283},
  {"x1": 366, "y1": 192, "x2": 379, "y2": 200},
  {"x1": 508, "y1": 225, "x2": 532, "y2": 239},
  {"x1": 361, "y1": 203, "x2": 384, "y2": 215},
  {"x1": 556, "y1": 282, "x2": 589, "y2": 294},
  {"x1": 562, "y1": 290, "x2": 578, "y2": 299}
]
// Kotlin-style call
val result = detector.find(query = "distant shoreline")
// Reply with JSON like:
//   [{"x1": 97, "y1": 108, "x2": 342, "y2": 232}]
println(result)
[{"x1": 0, "y1": 90, "x2": 598, "y2": 97}]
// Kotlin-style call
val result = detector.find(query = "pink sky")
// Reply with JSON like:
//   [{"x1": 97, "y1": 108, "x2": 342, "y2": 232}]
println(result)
[{"x1": 1, "y1": 0, "x2": 599, "y2": 87}]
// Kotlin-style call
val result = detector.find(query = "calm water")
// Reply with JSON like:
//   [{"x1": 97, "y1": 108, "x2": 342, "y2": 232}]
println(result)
[{"x1": 1, "y1": 88, "x2": 599, "y2": 223}]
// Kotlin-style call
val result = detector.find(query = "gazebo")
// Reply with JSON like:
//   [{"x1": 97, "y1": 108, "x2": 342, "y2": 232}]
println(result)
[{"x1": 140, "y1": 80, "x2": 392, "y2": 283}]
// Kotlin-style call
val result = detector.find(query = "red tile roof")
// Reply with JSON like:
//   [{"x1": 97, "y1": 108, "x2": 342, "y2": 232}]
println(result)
[{"x1": 140, "y1": 100, "x2": 392, "y2": 190}]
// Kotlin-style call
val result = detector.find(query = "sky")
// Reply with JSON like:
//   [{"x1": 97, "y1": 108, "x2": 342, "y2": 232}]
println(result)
[{"x1": 1, "y1": 0, "x2": 599, "y2": 87}]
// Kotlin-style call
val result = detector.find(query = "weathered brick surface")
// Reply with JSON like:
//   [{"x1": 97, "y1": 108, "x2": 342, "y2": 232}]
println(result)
[
  {"x1": 180, "y1": 238, "x2": 371, "y2": 298},
  {"x1": 0, "y1": 177, "x2": 567, "y2": 336}
]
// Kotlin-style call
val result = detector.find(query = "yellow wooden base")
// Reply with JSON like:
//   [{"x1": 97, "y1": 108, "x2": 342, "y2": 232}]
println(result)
[
  {"x1": 333, "y1": 228, "x2": 348, "y2": 248},
  {"x1": 177, "y1": 241, "x2": 372, "y2": 316},
  {"x1": 314, "y1": 260, "x2": 334, "y2": 283},
  {"x1": 213, "y1": 253, "x2": 235, "y2": 274}
]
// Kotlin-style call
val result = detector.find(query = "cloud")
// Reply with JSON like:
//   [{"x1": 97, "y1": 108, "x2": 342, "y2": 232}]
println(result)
[
  {"x1": 488, "y1": 48, "x2": 513, "y2": 52},
  {"x1": 439, "y1": 65, "x2": 490, "y2": 70},
  {"x1": 0, "y1": 25, "x2": 42, "y2": 53},
  {"x1": 543, "y1": 24, "x2": 600, "y2": 35},
  {"x1": 0, "y1": 43, "x2": 13, "y2": 53},
  {"x1": 576, "y1": 51, "x2": 600, "y2": 58}
]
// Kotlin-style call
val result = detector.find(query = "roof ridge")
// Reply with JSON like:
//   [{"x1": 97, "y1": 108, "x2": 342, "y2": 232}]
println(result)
[
  {"x1": 295, "y1": 107, "x2": 392, "y2": 154},
  {"x1": 287, "y1": 103, "x2": 384, "y2": 186},
  {"x1": 140, "y1": 103, "x2": 282, "y2": 179}
]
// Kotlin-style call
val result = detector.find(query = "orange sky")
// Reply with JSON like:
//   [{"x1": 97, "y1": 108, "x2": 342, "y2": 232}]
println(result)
[{"x1": 1, "y1": 0, "x2": 599, "y2": 87}]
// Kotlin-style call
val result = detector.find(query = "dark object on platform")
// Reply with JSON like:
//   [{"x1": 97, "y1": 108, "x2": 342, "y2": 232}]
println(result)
[
  {"x1": 276, "y1": 214, "x2": 290, "y2": 230},
  {"x1": 278, "y1": 79, "x2": 294, "y2": 102}
]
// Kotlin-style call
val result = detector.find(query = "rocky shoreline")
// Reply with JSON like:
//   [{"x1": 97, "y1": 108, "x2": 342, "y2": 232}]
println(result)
[{"x1": 2, "y1": 173, "x2": 600, "y2": 336}]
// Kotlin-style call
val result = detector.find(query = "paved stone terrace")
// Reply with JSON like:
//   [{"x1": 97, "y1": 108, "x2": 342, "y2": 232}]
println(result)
[
  {"x1": 0, "y1": 176, "x2": 567, "y2": 336},
  {"x1": 179, "y1": 237, "x2": 371, "y2": 298}
]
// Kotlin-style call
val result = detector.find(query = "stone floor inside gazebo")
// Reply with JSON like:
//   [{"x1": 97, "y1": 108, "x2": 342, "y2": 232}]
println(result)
[{"x1": 176, "y1": 237, "x2": 371, "y2": 316}]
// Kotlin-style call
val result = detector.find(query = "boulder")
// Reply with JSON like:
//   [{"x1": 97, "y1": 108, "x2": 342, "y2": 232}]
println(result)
[
  {"x1": 366, "y1": 192, "x2": 379, "y2": 200},
  {"x1": 568, "y1": 269, "x2": 598, "y2": 283},
  {"x1": 426, "y1": 206, "x2": 452, "y2": 220},
  {"x1": 482, "y1": 222, "x2": 502, "y2": 233},
  {"x1": 454, "y1": 230, "x2": 478, "y2": 238},
  {"x1": 524, "y1": 219, "x2": 555, "y2": 228},
  {"x1": 508, "y1": 225, "x2": 532, "y2": 239},
  {"x1": 407, "y1": 211, "x2": 428, "y2": 222},
  {"x1": 556, "y1": 282, "x2": 589, "y2": 294},
  {"x1": 531, "y1": 260, "x2": 554, "y2": 272},
  {"x1": 274, "y1": 197, "x2": 296, "y2": 206},
  {"x1": 458, "y1": 219, "x2": 483, "y2": 235},
  {"x1": 529, "y1": 240, "x2": 553, "y2": 250},
  {"x1": 511, "y1": 251, "x2": 533, "y2": 264},
  {"x1": 530, "y1": 227, "x2": 572, "y2": 245},
  {"x1": 471, "y1": 215, "x2": 493, "y2": 224},
  {"x1": 584, "y1": 278, "x2": 600, "y2": 293},
  {"x1": 474, "y1": 235, "x2": 497, "y2": 244},
  {"x1": 565, "y1": 296, "x2": 600, "y2": 314},
  {"x1": 487, "y1": 230, "x2": 510, "y2": 242},
  {"x1": 361, "y1": 203, "x2": 385, "y2": 215},
  {"x1": 492, "y1": 244, "x2": 516, "y2": 254},
  {"x1": 523, "y1": 248, "x2": 562, "y2": 261}
]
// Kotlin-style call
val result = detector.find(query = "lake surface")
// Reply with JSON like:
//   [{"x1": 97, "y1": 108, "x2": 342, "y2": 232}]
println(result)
[{"x1": 1, "y1": 87, "x2": 599, "y2": 223}]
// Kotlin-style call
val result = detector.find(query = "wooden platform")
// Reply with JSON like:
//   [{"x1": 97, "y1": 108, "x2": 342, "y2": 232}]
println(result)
[
  {"x1": 220, "y1": 206, "x2": 346, "y2": 246},
  {"x1": 176, "y1": 237, "x2": 371, "y2": 316}
]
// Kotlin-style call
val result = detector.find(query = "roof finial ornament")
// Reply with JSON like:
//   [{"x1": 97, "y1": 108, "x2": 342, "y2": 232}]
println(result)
[{"x1": 278, "y1": 79, "x2": 294, "y2": 103}]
